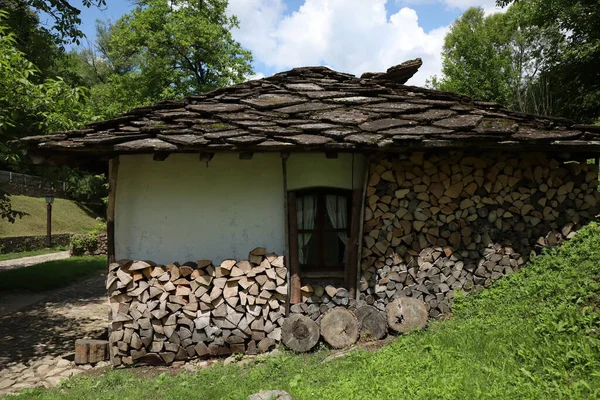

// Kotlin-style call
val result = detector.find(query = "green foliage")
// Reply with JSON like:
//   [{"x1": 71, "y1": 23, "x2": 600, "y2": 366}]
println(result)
[
  {"x1": 70, "y1": 234, "x2": 98, "y2": 255},
  {"x1": 64, "y1": 169, "x2": 107, "y2": 204},
  {"x1": 429, "y1": 8, "x2": 517, "y2": 107},
  {"x1": 432, "y1": 1, "x2": 599, "y2": 123},
  {"x1": 26, "y1": 0, "x2": 106, "y2": 44},
  {"x1": 429, "y1": 5, "x2": 563, "y2": 116},
  {"x1": 0, "y1": 256, "x2": 106, "y2": 292},
  {"x1": 0, "y1": 11, "x2": 91, "y2": 144},
  {"x1": 496, "y1": 0, "x2": 600, "y2": 123},
  {"x1": 66, "y1": 0, "x2": 254, "y2": 119},
  {"x1": 71, "y1": 222, "x2": 105, "y2": 255},
  {"x1": 16, "y1": 223, "x2": 600, "y2": 399},
  {"x1": 0, "y1": 0, "x2": 64, "y2": 81}
]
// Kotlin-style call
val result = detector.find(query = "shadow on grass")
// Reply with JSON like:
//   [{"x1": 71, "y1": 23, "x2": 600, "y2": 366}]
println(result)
[{"x1": 0, "y1": 257, "x2": 107, "y2": 293}]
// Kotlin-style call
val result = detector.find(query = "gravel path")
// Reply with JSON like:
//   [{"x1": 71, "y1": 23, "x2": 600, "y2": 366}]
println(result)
[{"x1": 0, "y1": 251, "x2": 71, "y2": 272}]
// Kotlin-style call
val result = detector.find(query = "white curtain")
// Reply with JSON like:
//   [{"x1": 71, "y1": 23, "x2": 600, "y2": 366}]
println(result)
[
  {"x1": 326, "y1": 195, "x2": 348, "y2": 249},
  {"x1": 297, "y1": 195, "x2": 316, "y2": 264}
]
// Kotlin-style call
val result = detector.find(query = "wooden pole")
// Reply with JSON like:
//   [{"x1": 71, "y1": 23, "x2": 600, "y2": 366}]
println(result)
[
  {"x1": 355, "y1": 156, "x2": 370, "y2": 300},
  {"x1": 281, "y1": 153, "x2": 292, "y2": 314},
  {"x1": 107, "y1": 157, "x2": 120, "y2": 264},
  {"x1": 287, "y1": 190, "x2": 301, "y2": 304},
  {"x1": 347, "y1": 189, "x2": 361, "y2": 298}
]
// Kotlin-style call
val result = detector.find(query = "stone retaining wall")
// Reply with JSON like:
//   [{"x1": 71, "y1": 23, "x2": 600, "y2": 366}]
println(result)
[
  {"x1": 0, "y1": 234, "x2": 71, "y2": 254},
  {"x1": 359, "y1": 152, "x2": 600, "y2": 317}
]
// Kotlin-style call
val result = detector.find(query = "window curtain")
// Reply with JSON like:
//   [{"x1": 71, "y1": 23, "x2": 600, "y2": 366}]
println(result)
[
  {"x1": 297, "y1": 195, "x2": 316, "y2": 264},
  {"x1": 326, "y1": 195, "x2": 348, "y2": 249}
]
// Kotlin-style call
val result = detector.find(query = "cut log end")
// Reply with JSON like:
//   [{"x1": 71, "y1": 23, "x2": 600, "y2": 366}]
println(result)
[
  {"x1": 281, "y1": 314, "x2": 320, "y2": 353},
  {"x1": 320, "y1": 308, "x2": 359, "y2": 349},
  {"x1": 355, "y1": 305, "x2": 387, "y2": 340},
  {"x1": 386, "y1": 298, "x2": 428, "y2": 334}
]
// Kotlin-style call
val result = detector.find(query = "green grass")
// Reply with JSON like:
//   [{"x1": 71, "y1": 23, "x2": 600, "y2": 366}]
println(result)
[
  {"x1": 0, "y1": 247, "x2": 68, "y2": 261},
  {"x1": 0, "y1": 195, "x2": 101, "y2": 238},
  {"x1": 0, "y1": 256, "x2": 106, "y2": 292},
  {"x1": 15, "y1": 223, "x2": 600, "y2": 399}
]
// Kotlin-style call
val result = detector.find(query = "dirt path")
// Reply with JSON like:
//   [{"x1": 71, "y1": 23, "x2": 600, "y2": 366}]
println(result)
[
  {"x1": 0, "y1": 271, "x2": 109, "y2": 369},
  {"x1": 0, "y1": 251, "x2": 71, "y2": 272}
]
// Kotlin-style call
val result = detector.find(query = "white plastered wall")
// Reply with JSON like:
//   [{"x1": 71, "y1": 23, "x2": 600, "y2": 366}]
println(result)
[{"x1": 115, "y1": 152, "x2": 365, "y2": 264}]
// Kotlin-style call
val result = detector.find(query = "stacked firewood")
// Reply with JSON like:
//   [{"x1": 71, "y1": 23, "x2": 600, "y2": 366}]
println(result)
[
  {"x1": 106, "y1": 248, "x2": 287, "y2": 365},
  {"x1": 360, "y1": 152, "x2": 600, "y2": 317},
  {"x1": 290, "y1": 285, "x2": 355, "y2": 321}
]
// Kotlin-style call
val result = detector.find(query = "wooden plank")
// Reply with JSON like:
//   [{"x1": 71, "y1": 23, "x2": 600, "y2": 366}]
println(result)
[
  {"x1": 287, "y1": 191, "x2": 301, "y2": 304},
  {"x1": 346, "y1": 188, "x2": 362, "y2": 298},
  {"x1": 107, "y1": 157, "x2": 119, "y2": 264}
]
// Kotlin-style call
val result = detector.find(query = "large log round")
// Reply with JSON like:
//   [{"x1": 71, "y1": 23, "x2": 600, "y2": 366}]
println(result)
[
  {"x1": 281, "y1": 314, "x2": 320, "y2": 353},
  {"x1": 320, "y1": 308, "x2": 359, "y2": 348},
  {"x1": 355, "y1": 305, "x2": 387, "y2": 340},
  {"x1": 387, "y1": 297, "x2": 428, "y2": 333}
]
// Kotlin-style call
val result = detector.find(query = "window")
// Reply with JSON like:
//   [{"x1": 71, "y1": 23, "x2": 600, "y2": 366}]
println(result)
[{"x1": 295, "y1": 189, "x2": 351, "y2": 278}]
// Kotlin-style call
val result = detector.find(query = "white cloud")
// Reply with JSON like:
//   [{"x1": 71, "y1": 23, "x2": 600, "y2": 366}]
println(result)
[
  {"x1": 227, "y1": 0, "x2": 450, "y2": 86},
  {"x1": 397, "y1": 0, "x2": 505, "y2": 14},
  {"x1": 246, "y1": 72, "x2": 266, "y2": 81}
]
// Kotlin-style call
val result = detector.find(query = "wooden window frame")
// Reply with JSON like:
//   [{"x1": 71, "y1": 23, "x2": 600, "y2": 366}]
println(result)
[
  {"x1": 295, "y1": 188, "x2": 352, "y2": 277},
  {"x1": 288, "y1": 187, "x2": 361, "y2": 304}
]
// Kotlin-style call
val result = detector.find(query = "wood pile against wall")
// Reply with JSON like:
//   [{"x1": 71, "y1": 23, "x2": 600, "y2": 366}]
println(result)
[
  {"x1": 290, "y1": 285, "x2": 355, "y2": 322},
  {"x1": 106, "y1": 248, "x2": 287, "y2": 365},
  {"x1": 360, "y1": 152, "x2": 600, "y2": 318}
]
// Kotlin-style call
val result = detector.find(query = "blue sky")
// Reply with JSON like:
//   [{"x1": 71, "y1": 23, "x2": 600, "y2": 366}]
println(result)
[{"x1": 67, "y1": 0, "x2": 500, "y2": 85}]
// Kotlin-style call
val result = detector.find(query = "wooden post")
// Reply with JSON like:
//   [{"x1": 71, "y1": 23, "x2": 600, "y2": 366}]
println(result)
[
  {"x1": 281, "y1": 153, "x2": 292, "y2": 314},
  {"x1": 107, "y1": 157, "x2": 119, "y2": 264},
  {"x1": 287, "y1": 191, "x2": 301, "y2": 304},
  {"x1": 354, "y1": 157, "x2": 369, "y2": 300},
  {"x1": 346, "y1": 188, "x2": 362, "y2": 298}
]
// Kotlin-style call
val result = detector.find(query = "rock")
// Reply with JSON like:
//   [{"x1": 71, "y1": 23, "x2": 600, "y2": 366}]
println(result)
[
  {"x1": 60, "y1": 369, "x2": 84, "y2": 378},
  {"x1": 0, "y1": 379, "x2": 15, "y2": 390},
  {"x1": 45, "y1": 376, "x2": 65, "y2": 387},
  {"x1": 56, "y1": 359, "x2": 71, "y2": 368},
  {"x1": 248, "y1": 390, "x2": 293, "y2": 400}
]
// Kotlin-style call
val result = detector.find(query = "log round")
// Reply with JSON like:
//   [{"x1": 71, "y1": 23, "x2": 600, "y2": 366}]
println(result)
[
  {"x1": 281, "y1": 314, "x2": 320, "y2": 353},
  {"x1": 320, "y1": 308, "x2": 359, "y2": 348},
  {"x1": 386, "y1": 297, "x2": 428, "y2": 333},
  {"x1": 355, "y1": 305, "x2": 387, "y2": 340}
]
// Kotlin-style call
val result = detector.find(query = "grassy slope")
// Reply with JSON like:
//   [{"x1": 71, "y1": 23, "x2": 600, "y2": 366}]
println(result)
[
  {"x1": 0, "y1": 256, "x2": 106, "y2": 292},
  {"x1": 18, "y1": 223, "x2": 600, "y2": 399},
  {"x1": 0, "y1": 195, "x2": 100, "y2": 238}
]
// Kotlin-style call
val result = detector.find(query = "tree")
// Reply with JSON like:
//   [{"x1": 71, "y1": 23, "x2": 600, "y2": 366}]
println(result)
[
  {"x1": 429, "y1": 8, "x2": 517, "y2": 108},
  {"x1": 0, "y1": 0, "x2": 65, "y2": 81},
  {"x1": 0, "y1": 7, "x2": 100, "y2": 222},
  {"x1": 429, "y1": 6, "x2": 563, "y2": 116},
  {"x1": 75, "y1": 0, "x2": 253, "y2": 118},
  {"x1": 26, "y1": 0, "x2": 106, "y2": 44},
  {"x1": 496, "y1": 0, "x2": 600, "y2": 123}
]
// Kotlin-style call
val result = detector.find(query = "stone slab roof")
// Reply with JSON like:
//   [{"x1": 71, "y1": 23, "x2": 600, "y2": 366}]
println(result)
[{"x1": 16, "y1": 60, "x2": 600, "y2": 161}]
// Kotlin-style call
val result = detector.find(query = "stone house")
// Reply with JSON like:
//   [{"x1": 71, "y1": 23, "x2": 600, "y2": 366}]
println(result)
[{"x1": 17, "y1": 60, "x2": 600, "y2": 364}]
